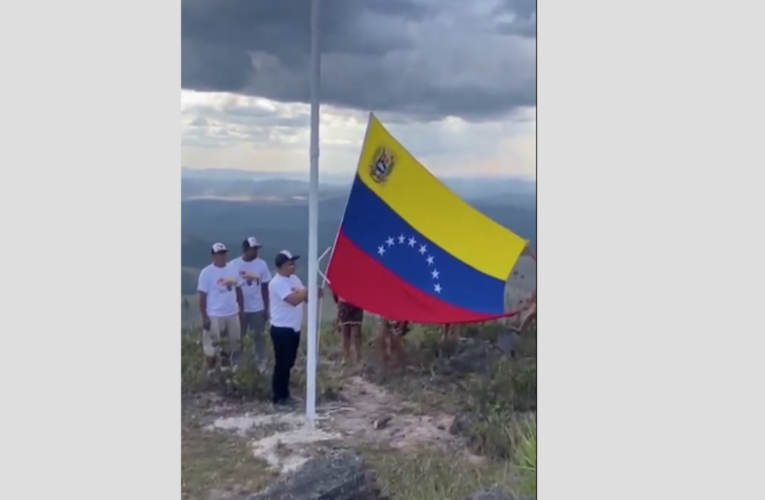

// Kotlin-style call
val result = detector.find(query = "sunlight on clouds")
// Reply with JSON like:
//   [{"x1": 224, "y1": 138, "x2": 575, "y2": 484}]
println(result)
[{"x1": 180, "y1": 91, "x2": 536, "y2": 179}]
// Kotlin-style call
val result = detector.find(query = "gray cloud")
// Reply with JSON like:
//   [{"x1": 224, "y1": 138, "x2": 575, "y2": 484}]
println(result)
[{"x1": 181, "y1": 0, "x2": 536, "y2": 121}]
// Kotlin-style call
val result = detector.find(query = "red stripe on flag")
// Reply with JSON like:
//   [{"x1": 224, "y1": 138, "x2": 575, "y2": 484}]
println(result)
[{"x1": 327, "y1": 230, "x2": 508, "y2": 324}]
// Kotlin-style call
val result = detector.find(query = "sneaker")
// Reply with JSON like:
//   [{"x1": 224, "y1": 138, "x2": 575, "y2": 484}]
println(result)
[
  {"x1": 273, "y1": 397, "x2": 298, "y2": 412},
  {"x1": 273, "y1": 402, "x2": 293, "y2": 413}
]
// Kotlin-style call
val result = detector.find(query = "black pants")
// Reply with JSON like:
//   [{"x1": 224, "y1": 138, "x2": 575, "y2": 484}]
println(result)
[{"x1": 270, "y1": 326, "x2": 301, "y2": 403}]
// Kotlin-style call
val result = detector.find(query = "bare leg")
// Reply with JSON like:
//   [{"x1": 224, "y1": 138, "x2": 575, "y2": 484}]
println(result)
[
  {"x1": 341, "y1": 324, "x2": 352, "y2": 364},
  {"x1": 450, "y1": 324, "x2": 461, "y2": 341},
  {"x1": 390, "y1": 333, "x2": 405, "y2": 368},
  {"x1": 351, "y1": 324, "x2": 363, "y2": 364},
  {"x1": 205, "y1": 357, "x2": 217, "y2": 370},
  {"x1": 518, "y1": 303, "x2": 537, "y2": 333},
  {"x1": 376, "y1": 322, "x2": 390, "y2": 365}
]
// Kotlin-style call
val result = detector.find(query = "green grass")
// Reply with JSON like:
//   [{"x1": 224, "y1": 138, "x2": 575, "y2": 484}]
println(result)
[
  {"x1": 181, "y1": 406, "x2": 277, "y2": 500},
  {"x1": 359, "y1": 417, "x2": 536, "y2": 499},
  {"x1": 363, "y1": 446, "x2": 518, "y2": 500},
  {"x1": 181, "y1": 320, "x2": 537, "y2": 499}
]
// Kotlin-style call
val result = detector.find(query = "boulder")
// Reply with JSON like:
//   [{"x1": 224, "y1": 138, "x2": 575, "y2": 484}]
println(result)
[{"x1": 249, "y1": 451, "x2": 384, "y2": 500}]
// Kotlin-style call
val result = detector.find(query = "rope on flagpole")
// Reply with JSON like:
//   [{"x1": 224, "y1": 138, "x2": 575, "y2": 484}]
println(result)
[{"x1": 316, "y1": 246, "x2": 332, "y2": 363}]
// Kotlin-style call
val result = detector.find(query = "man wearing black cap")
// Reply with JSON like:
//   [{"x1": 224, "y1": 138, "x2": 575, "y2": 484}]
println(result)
[
  {"x1": 197, "y1": 242, "x2": 245, "y2": 375},
  {"x1": 230, "y1": 236, "x2": 272, "y2": 373},
  {"x1": 268, "y1": 250, "x2": 318, "y2": 409}
]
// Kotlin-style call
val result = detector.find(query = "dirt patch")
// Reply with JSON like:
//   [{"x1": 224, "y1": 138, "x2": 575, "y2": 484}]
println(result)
[
  {"x1": 200, "y1": 374, "x2": 458, "y2": 483},
  {"x1": 325, "y1": 376, "x2": 455, "y2": 449},
  {"x1": 209, "y1": 412, "x2": 341, "y2": 474}
]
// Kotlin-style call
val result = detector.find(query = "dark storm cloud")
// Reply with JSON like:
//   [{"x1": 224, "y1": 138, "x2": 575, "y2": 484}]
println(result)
[
  {"x1": 500, "y1": 0, "x2": 537, "y2": 21},
  {"x1": 495, "y1": 0, "x2": 537, "y2": 38},
  {"x1": 181, "y1": 0, "x2": 536, "y2": 121}
]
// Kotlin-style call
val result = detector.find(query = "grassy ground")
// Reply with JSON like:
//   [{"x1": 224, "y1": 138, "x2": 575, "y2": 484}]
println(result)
[
  {"x1": 181, "y1": 404, "x2": 278, "y2": 498},
  {"x1": 181, "y1": 317, "x2": 536, "y2": 500}
]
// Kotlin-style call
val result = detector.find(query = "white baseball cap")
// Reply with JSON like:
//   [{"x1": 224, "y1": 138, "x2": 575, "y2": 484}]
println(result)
[
  {"x1": 243, "y1": 236, "x2": 262, "y2": 249},
  {"x1": 274, "y1": 249, "x2": 300, "y2": 267},
  {"x1": 211, "y1": 242, "x2": 228, "y2": 254}
]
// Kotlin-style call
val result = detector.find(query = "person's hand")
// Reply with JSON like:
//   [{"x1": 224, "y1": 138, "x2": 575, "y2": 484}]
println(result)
[
  {"x1": 202, "y1": 316, "x2": 211, "y2": 331},
  {"x1": 264, "y1": 309, "x2": 270, "y2": 322}
]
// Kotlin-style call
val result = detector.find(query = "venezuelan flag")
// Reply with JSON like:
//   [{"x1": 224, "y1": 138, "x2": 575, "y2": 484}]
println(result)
[{"x1": 326, "y1": 114, "x2": 528, "y2": 323}]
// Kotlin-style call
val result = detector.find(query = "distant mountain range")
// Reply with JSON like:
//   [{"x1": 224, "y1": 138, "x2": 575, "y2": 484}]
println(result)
[
  {"x1": 180, "y1": 168, "x2": 536, "y2": 294},
  {"x1": 181, "y1": 167, "x2": 536, "y2": 206}
]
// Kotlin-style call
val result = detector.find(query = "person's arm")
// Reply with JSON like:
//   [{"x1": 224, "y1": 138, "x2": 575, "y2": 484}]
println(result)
[
  {"x1": 526, "y1": 241, "x2": 536, "y2": 261},
  {"x1": 260, "y1": 264, "x2": 272, "y2": 315},
  {"x1": 236, "y1": 287, "x2": 245, "y2": 314},
  {"x1": 198, "y1": 292, "x2": 208, "y2": 319},
  {"x1": 197, "y1": 270, "x2": 210, "y2": 327},
  {"x1": 284, "y1": 288, "x2": 308, "y2": 306},
  {"x1": 271, "y1": 278, "x2": 308, "y2": 306},
  {"x1": 234, "y1": 269, "x2": 245, "y2": 314}
]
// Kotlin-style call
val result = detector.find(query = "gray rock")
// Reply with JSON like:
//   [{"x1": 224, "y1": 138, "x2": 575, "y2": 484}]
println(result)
[
  {"x1": 496, "y1": 331, "x2": 520, "y2": 357},
  {"x1": 449, "y1": 412, "x2": 476, "y2": 436},
  {"x1": 372, "y1": 415, "x2": 392, "y2": 430},
  {"x1": 438, "y1": 338, "x2": 500, "y2": 375},
  {"x1": 249, "y1": 451, "x2": 384, "y2": 500}
]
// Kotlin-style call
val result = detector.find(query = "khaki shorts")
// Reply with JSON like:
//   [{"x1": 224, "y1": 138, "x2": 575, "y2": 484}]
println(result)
[{"x1": 202, "y1": 314, "x2": 241, "y2": 357}]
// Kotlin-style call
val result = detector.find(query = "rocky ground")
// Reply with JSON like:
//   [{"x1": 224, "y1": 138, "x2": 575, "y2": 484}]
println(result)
[{"x1": 181, "y1": 322, "x2": 537, "y2": 500}]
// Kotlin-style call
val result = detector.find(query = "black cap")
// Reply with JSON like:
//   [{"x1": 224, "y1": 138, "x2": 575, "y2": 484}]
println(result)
[{"x1": 274, "y1": 249, "x2": 300, "y2": 267}]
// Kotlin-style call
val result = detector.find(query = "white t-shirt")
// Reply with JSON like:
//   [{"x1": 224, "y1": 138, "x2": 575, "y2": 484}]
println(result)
[
  {"x1": 230, "y1": 256, "x2": 272, "y2": 313},
  {"x1": 197, "y1": 263, "x2": 243, "y2": 317},
  {"x1": 268, "y1": 274, "x2": 305, "y2": 331}
]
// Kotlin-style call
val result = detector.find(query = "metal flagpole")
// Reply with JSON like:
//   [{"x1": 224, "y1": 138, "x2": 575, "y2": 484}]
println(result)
[{"x1": 305, "y1": 0, "x2": 321, "y2": 422}]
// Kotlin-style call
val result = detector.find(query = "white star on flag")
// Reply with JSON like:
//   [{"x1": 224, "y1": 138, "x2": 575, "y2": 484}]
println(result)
[{"x1": 378, "y1": 235, "x2": 443, "y2": 295}]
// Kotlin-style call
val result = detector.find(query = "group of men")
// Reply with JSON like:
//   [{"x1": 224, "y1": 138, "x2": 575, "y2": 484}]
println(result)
[
  {"x1": 197, "y1": 237, "x2": 313, "y2": 409},
  {"x1": 196, "y1": 236, "x2": 538, "y2": 410}
]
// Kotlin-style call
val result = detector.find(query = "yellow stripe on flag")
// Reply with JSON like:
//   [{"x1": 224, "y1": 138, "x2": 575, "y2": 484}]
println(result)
[{"x1": 355, "y1": 114, "x2": 527, "y2": 281}]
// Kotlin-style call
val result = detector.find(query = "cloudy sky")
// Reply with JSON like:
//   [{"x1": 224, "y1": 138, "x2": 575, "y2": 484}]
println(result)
[{"x1": 181, "y1": 0, "x2": 536, "y2": 180}]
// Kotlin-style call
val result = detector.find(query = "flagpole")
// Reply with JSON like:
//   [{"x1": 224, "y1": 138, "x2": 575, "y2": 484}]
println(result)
[{"x1": 305, "y1": 0, "x2": 321, "y2": 422}]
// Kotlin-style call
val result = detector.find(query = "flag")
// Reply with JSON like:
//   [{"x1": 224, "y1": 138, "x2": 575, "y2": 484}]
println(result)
[{"x1": 326, "y1": 114, "x2": 528, "y2": 324}]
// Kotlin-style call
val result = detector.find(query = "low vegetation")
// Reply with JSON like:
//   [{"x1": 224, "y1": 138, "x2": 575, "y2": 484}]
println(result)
[{"x1": 181, "y1": 319, "x2": 537, "y2": 500}]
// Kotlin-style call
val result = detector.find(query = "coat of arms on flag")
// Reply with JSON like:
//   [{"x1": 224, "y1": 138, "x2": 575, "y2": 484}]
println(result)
[{"x1": 369, "y1": 147, "x2": 396, "y2": 184}]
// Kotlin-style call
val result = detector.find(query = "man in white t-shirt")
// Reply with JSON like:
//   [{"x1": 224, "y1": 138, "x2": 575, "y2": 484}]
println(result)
[
  {"x1": 268, "y1": 249, "x2": 321, "y2": 409},
  {"x1": 197, "y1": 242, "x2": 245, "y2": 375},
  {"x1": 230, "y1": 236, "x2": 272, "y2": 372}
]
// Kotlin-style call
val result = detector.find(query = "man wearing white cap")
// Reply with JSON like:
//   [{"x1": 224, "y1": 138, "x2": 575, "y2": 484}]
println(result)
[
  {"x1": 197, "y1": 242, "x2": 245, "y2": 375},
  {"x1": 230, "y1": 236, "x2": 272, "y2": 372},
  {"x1": 268, "y1": 249, "x2": 322, "y2": 409}
]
